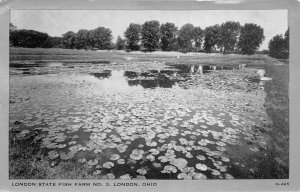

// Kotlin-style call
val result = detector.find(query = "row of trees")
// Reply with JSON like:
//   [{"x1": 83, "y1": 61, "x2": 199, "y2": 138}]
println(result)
[
  {"x1": 268, "y1": 29, "x2": 289, "y2": 59},
  {"x1": 118, "y1": 21, "x2": 265, "y2": 54},
  {"x1": 10, "y1": 23, "x2": 61, "y2": 48},
  {"x1": 61, "y1": 27, "x2": 113, "y2": 50},
  {"x1": 10, "y1": 21, "x2": 268, "y2": 55}
]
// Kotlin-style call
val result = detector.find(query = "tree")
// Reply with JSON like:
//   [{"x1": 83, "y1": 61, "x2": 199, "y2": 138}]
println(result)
[
  {"x1": 193, "y1": 26, "x2": 203, "y2": 52},
  {"x1": 141, "y1": 20, "x2": 160, "y2": 51},
  {"x1": 220, "y1": 21, "x2": 240, "y2": 53},
  {"x1": 9, "y1": 23, "x2": 17, "y2": 46},
  {"x1": 9, "y1": 23, "x2": 17, "y2": 32},
  {"x1": 91, "y1": 27, "x2": 113, "y2": 50},
  {"x1": 160, "y1": 22, "x2": 178, "y2": 51},
  {"x1": 43, "y1": 36, "x2": 62, "y2": 48},
  {"x1": 87, "y1": 29, "x2": 96, "y2": 50},
  {"x1": 10, "y1": 29, "x2": 49, "y2": 48},
  {"x1": 177, "y1": 23, "x2": 195, "y2": 52},
  {"x1": 237, "y1": 23, "x2": 265, "y2": 55},
  {"x1": 124, "y1": 23, "x2": 141, "y2": 51},
  {"x1": 75, "y1": 29, "x2": 89, "y2": 50},
  {"x1": 203, "y1": 25, "x2": 221, "y2": 53},
  {"x1": 61, "y1": 31, "x2": 76, "y2": 49},
  {"x1": 115, "y1": 36, "x2": 126, "y2": 50},
  {"x1": 284, "y1": 28, "x2": 289, "y2": 53},
  {"x1": 268, "y1": 34, "x2": 288, "y2": 59}
]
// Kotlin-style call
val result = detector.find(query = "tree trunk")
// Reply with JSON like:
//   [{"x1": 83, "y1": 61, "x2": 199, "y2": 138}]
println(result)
[{"x1": 223, "y1": 47, "x2": 226, "y2": 54}]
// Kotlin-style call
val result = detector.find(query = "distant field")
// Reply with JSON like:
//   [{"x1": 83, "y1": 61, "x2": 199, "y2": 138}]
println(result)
[{"x1": 10, "y1": 47, "x2": 280, "y2": 67}]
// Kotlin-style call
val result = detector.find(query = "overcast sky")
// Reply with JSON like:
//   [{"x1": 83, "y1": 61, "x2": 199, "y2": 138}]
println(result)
[{"x1": 11, "y1": 10, "x2": 287, "y2": 50}]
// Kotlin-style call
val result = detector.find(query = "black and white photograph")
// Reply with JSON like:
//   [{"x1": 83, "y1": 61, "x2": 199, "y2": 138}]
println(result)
[{"x1": 7, "y1": 8, "x2": 290, "y2": 182}]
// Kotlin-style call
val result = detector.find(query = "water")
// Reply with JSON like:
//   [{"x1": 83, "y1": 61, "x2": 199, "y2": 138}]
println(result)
[
  {"x1": 88, "y1": 64, "x2": 244, "y2": 90},
  {"x1": 10, "y1": 61, "x2": 271, "y2": 179}
]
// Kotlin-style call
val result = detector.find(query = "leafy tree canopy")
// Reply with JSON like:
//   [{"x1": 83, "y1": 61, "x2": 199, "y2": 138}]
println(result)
[
  {"x1": 177, "y1": 23, "x2": 195, "y2": 52},
  {"x1": 160, "y1": 22, "x2": 178, "y2": 51},
  {"x1": 141, "y1": 20, "x2": 161, "y2": 51},
  {"x1": 124, "y1": 23, "x2": 142, "y2": 51},
  {"x1": 237, "y1": 23, "x2": 265, "y2": 55},
  {"x1": 203, "y1": 25, "x2": 221, "y2": 53},
  {"x1": 220, "y1": 21, "x2": 241, "y2": 53}
]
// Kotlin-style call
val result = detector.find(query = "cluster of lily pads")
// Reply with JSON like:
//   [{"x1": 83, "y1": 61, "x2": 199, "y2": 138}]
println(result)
[{"x1": 9, "y1": 62, "x2": 270, "y2": 179}]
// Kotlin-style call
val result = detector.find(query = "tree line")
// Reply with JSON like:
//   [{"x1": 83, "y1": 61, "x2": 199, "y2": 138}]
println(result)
[
  {"x1": 9, "y1": 22, "x2": 288, "y2": 57},
  {"x1": 268, "y1": 29, "x2": 289, "y2": 59}
]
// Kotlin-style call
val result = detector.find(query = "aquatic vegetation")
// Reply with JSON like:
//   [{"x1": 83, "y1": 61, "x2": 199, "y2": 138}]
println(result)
[
  {"x1": 117, "y1": 159, "x2": 125, "y2": 164},
  {"x1": 9, "y1": 50, "x2": 280, "y2": 179},
  {"x1": 177, "y1": 173, "x2": 192, "y2": 180},
  {"x1": 161, "y1": 165, "x2": 177, "y2": 173},
  {"x1": 196, "y1": 163, "x2": 208, "y2": 171},
  {"x1": 78, "y1": 158, "x2": 86, "y2": 163},
  {"x1": 120, "y1": 174, "x2": 131, "y2": 179},
  {"x1": 193, "y1": 173, "x2": 207, "y2": 180},
  {"x1": 87, "y1": 159, "x2": 98, "y2": 166},
  {"x1": 110, "y1": 154, "x2": 120, "y2": 161},
  {"x1": 48, "y1": 151, "x2": 59, "y2": 160},
  {"x1": 130, "y1": 149, "x2": 144, "y2": 160},
  {"x1": 137, "y1": 168, "x2": 147, "y2": 175},
  {"x1": 103, "y1": 162, "x2": 114, "y2": 169}
]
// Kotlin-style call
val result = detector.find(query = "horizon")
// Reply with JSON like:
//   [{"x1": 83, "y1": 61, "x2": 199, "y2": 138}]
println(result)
[{"x1": 11, "y1": 10, "x2": 288, "y2": 50}]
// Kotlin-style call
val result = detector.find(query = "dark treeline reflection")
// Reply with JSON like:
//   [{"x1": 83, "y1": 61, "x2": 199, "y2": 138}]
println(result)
[
  {"x1": 124, "y1": 70, "x2": 177, "y2": 89},
  {"x1": 90, "y1": 70, "x2": 112, "y2": 79},
  {"x1": 89, "y1": 64, "x2": 243, "y2": 89}
]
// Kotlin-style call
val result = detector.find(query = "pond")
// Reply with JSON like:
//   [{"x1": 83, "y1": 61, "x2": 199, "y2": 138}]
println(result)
[{"x1": 9, "y1": 61, "x2": 271, "y2": 179}]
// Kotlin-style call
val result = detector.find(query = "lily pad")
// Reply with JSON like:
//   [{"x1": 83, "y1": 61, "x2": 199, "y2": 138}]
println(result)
[
  {"x1": 250, "y1": 146, "x2": 259, "y2": 152},
  {"x1": 110, "y1": 154, "x2": 120, "y2": 161},
  {"x1": 211, "y1": 169, "x2": 221, "y2": 176},
  {"x1": 107, "y1": 173, "x2": 115, "y2": 179},
  {"x1": 216, "y1": 141, "x2": 226, "y2": 147},
  {"x1": 146, "y1": 154, "x2": 155, "y2": 161},
  {"x1": 137, "y1": 168, "x2": 147, "y2": 175},
  {"x1": 129, "y1": 149, "x2": 144, "y2": 160},
  {"x1": 117, "y1": 144, "x2": 128, "y2": 153},
  {"x1": 221, "y1": 156, "x2": 230, "y2": 162},
  {"x1": 60, "y1": 151, "x2": 75, "y2": 160},
  {"x1": 196, "y1": 163, "x2": 208, "y2": 171},
  {"x1": 117, "y1": 159, "x2": 125, "y2": 164},
  {"x1": 177, "y1": 173, "x2": 192, "y2": 180},
  {"x1": 120, "y1": 174, "x2": 131, "y2": 180},
  {"x1": 48, "y1": 150, "x2": 59, "y2": 160},
  {"x1": 103, "y1": 162, "x2": 114, "y2": 169},
  {"x1": 193, "y1": 173, "x2": 207, "y2": 180},
  {"x1": 152, "y1": 162, "x2": 162, "y2": 168},
  {"x1": 196, "y1": 155, "x2": 206, "y2": 161},
  {"x1": 161, "y1": 165, "x2": 177, "y2": 173},
  {"x1": 93, "y1": 170, "x2": 102, "y2": 175},
  {"x1": 78, "y1": 158, "x2": 86, "y2": 163},
  {"x1": 149, "y1": 148, "x2": 159, "y2": 155},
  {"x1": 224, "y1": 173, "x2": 234, "y2": 179},
  {"x1": 88, "y1": 159, "x2": 98, "y2": 166},
  {"x1": 185, "y1": 152, "x2": 193, "y2": 158},
  {"x1": 170, "y1": 158, "x2": 188, "y2": 171}
]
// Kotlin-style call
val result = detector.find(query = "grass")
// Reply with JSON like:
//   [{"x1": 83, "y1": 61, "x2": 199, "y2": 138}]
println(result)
[
  {"x1": 9, "y1": 129, "x2": 99, "y2": 179},
  {"x1": 262, "y1": 60, "x2": 289, "y2": 178},
  {"x1": 10, "y1": 47, "x2": 272, "y2": 67}
]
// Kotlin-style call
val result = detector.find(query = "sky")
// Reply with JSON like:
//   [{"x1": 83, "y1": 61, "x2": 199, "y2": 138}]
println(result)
[{"x1": 11, "y1": 10, "x2": 288, "y2": 50}]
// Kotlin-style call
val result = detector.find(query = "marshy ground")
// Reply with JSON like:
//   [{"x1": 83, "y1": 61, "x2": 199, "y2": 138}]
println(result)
[{"x1": 9, "y1": 48, "x2": 289, "y2": 179}]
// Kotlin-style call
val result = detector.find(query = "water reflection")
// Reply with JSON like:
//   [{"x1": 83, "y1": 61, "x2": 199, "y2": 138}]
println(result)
[
  {"x1": 90, "y1": 70, "x2": 112, "y2": 79},
  {"x1": 169, "y1": 64, "x2": 240, "y2": 75},
  {"x1": 89, "y1": 64, "x2": 246, "y2": 90}
]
